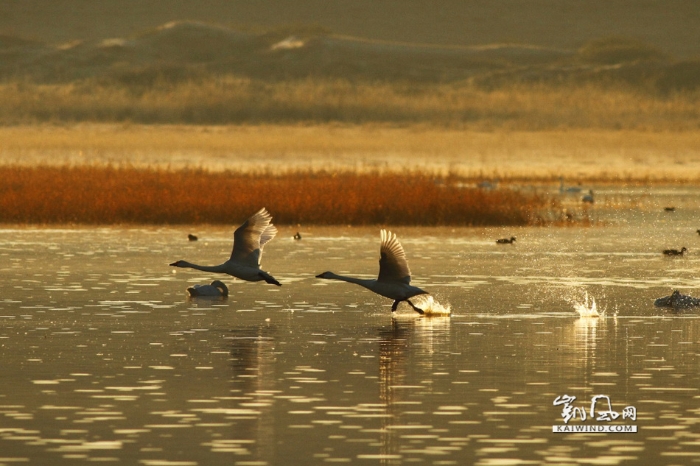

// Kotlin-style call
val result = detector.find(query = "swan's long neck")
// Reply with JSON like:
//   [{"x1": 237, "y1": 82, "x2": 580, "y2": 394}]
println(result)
[
  {"x1": 177, "y1": 261, "x2": 228, "y2": 274},
  {"x1": 324, "y1": 272, "x2": 376, "y2": 290}
]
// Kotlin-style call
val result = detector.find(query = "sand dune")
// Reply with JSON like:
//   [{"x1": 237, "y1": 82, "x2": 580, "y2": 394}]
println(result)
[{"x1": 1, "y1": 19, "x2": 697, "y2": 93}]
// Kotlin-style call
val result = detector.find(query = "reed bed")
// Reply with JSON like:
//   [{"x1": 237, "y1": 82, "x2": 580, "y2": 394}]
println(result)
[
  {"x1": 0, "y1": 166, "x2": 558, "y2": 225},
  {"x1": 2, "y1": 78, "x2": 700, "y2": 130}
]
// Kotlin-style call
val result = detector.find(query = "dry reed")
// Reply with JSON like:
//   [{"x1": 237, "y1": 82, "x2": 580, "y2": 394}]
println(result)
[
  {"x1": 4, "y1": 124, "x2": 700, "y2": 182},
  {"x1": 0, "y1": 166, "x2": 558, "y2": 225},
  {"x1": 1, "y1": 78, "x2": 699, "y2": 130}
]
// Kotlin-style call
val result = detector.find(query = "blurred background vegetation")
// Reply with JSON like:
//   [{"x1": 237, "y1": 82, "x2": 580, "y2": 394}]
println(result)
[{"x1": 0, "y1": 1, "x2": 698, "y2": 129}]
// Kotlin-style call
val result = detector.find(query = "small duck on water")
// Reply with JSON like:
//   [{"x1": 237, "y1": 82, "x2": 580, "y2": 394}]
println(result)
[
  {"x1": 496, "y1": 237, "x2": 516, "y2": 244},
  {"x1": 663, "y1": 247, "x2": 687, "y2": 256}
]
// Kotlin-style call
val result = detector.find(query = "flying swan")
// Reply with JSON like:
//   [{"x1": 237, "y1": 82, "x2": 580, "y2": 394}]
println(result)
[
  {"x1": 170, "y1": 208, "x2": 281, "y2": 286},
  {"x1": 316, "y1": 230, "x2": 428, "y2": 314}
]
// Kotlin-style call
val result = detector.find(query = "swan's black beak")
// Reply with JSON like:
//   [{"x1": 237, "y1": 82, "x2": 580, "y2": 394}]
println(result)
[
  {"x1": 316, "y1": 272, "x2": 327, "y2": 278},
  {"x1": 169, "y1": 261, "x2": 179, "y2": 267}
]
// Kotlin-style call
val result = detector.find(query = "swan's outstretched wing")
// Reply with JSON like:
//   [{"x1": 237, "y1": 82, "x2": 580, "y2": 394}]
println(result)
[
  {"x1": 377, "y1": 230, "x2": 411, "y2": 284},
  {"x1": 230, "y1": 208, "x2": 278, "y2": 267}
]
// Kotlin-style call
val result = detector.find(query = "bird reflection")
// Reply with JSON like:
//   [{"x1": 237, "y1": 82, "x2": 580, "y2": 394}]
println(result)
[
  {"x1": 378, "y1": 319, "x2": 411, "y2": 463},
  {"x1": 573, "y1": 317, "x2": 600, "y2": 366},
  {"x1": 569, "y1": 316, "x2": 610, "y2": 391},
  {"x1": 376, "y1": 315, "x2": 452, "y2": 463},
  {"x1": 226, "y1": 324, "x2": 277, "y2": 463},
  {"x1": 378, "y1": 319, "x2": 411, "y2": 404}
]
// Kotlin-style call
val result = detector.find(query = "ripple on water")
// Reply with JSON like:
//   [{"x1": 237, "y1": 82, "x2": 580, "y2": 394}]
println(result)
[{"x1": 4, "y1": 223, "x2": 700, "y2": 464}]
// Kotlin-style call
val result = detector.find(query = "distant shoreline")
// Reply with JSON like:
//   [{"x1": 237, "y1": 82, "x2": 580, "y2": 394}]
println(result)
[{"x1": 1, "y1": 124, "x2": 699, "y2": 183}]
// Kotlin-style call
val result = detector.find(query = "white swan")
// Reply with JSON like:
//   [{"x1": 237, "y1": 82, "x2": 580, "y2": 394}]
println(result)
[
  {"x1": 170, "y1": 208, "x2": 281, "y2": 286},
  {"x1": 316, "y1": 230, "x2": 428, "y2": 314},
  {"x1": 559, "y1": 177, "x2": 582, "y2": 194},
  {"x1": 187, "y1": 280, "x2": 229, "y2": 297}
]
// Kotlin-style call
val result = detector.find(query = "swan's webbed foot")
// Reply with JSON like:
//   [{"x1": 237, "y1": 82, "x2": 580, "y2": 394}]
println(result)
[
  {"x1": 406, "y1": 299, "x2": 424, "y2": 315},
  {"x1": 391, "y1": 300, "x2": 400, "y2": 312},
  {"x1": 259, "y1": 272, "x2": 282, "y2": 286}
]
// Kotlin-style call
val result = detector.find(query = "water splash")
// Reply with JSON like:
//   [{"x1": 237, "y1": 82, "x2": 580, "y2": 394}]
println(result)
[
  {"x1": 413, "y1": 295, "x2": 451, "y2": 317},
  {"x1": 573, "y1": 291, "x2": 604, "y2": 318}
]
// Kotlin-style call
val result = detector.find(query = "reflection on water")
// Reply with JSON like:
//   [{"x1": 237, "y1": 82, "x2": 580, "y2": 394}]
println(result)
[{"x1": 2, "y1": 216, "x2": 700, "y2": 464}]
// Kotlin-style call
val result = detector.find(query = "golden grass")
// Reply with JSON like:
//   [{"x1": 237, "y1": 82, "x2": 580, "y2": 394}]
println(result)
[
  {"x1": 3, "y1": 124, "x2": 700, "y2": 182},
  {"x1": 0, "y1": 166, "x2": 558, "y2": 225},
  {"x1": 1, "y1": 78, "x2": 699, "y2": 130}
]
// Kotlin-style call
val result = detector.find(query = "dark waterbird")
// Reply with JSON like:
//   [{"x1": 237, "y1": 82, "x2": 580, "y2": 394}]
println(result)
[
  {"x1": 188, "y1": 234, "x2": 198, "y2": 241},
  {"x1": 662, "y1": 247, "x2": 687, "y2": 256},
  {"x1": 496, "y1": 237, "x2": 516, "y2": 244},
  {"x1": 316, "y1": 230, "x2": 428, "y2": 314},
  {"x1": 170, "y1": 208, "x2": 281, "y2": 286},
  {"x1": 654, "y1": 290, "x2": 700, "y2": 310}
]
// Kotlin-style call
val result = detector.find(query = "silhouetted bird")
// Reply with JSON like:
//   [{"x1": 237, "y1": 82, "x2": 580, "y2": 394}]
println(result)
[
  {"x1": 188, "y1": 234, "x2": 198, "y2": 241},
  {"x1": 293, "y1": 232, "x2": 302, "y2": 240},
  {"x1": 316, "y1": 230, "x2": 428, "y2": 314},
  {"x1": 496, "y1": 237, "x2": 516, "y2": 244},
  {"x1": 663, "y1": 247, "x2": 687, "y2": 256},
  {"x1": 582, "y1": 190, "x2": 594, "y2": 204},
  {"x1": 171, "y1": 208, "x2": 281, "y2": 286},
  {"x1": 665, "y1": 207, "x2": 676, "y2": 212}
]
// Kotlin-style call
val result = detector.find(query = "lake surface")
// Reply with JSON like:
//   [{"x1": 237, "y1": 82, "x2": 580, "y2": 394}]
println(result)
[{"x1": 2, "y1": 194, "x2": 700, "y2": 465}]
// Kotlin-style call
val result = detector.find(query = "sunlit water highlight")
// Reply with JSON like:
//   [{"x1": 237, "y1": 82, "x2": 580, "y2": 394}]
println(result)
[
  {"x1": 3, "y1": 200, "x2": 700, "y2": 465},
  {"x1": 409, "y1": 295, "x2": 451, "y2": 317},
  {"x1": 572, "y1": 291, "x2": 603, "y2": 318}
]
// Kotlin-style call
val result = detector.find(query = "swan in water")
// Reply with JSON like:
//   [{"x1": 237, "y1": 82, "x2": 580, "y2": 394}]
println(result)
[
  {"x1": 663, "y1": 247, "x2": 687, "y2": 256},
  {"x1": 187, "y1": 280, "x2": 229, "y2": 297},
  {"x1": 496, "y1": 236, "x2": 516, "y2": 244},
  {"x1": 559, "y1": 177, "x2": 582, "y2": 194},
  {"x1": 170, "y1": 207, "x2": 281, "y2": 286},
  {"x1": 316, "y1": 230, "x2": 428, "y2": 314}
]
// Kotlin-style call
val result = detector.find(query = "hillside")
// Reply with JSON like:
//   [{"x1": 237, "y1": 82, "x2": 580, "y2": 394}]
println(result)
[
  {"x1": 0, "y1": 15, "x2": 698, "y2": 128},
  {"x1": 1, "y1": 0, "x2": 699, "y2": 58},
  {"x1": 0, "y1": 20, "x2": 697, "y2": 90}
]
